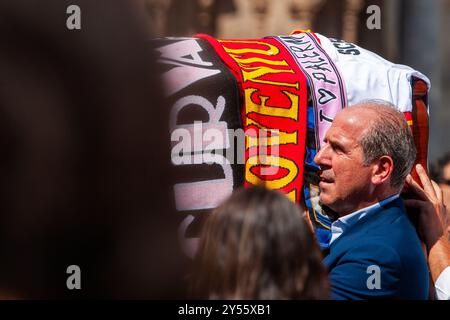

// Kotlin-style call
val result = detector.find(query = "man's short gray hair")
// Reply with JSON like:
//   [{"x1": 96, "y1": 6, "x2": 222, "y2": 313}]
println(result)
[{"x1": 353, "y1": 99, "x2": 416, "y2": 190}]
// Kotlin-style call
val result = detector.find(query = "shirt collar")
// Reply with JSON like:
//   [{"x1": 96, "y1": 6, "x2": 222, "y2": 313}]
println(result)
[{"x1": 329, "y1": 194, "x2": 400, "y2": 245}]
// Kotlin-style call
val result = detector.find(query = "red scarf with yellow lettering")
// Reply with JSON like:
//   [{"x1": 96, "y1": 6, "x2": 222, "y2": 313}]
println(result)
[{"x1": 198, "y1": 34, "x2": 307, "y2": 203}]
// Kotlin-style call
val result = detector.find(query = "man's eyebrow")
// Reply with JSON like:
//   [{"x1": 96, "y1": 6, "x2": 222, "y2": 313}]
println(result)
[{"x1": 328, "y1": 138, "x2": 345, "y2": 150}]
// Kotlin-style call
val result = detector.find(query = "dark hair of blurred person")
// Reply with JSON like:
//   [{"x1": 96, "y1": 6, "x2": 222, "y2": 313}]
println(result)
[
  {"x1": 0, "y1": 0, "x2": 185, "y2": 298},
  {"x1": 431, "y1": 152, "x2": 450, "y2": 183},
  {"x1": 190, "y1": 186, "x2": 329, "y2": 299}
]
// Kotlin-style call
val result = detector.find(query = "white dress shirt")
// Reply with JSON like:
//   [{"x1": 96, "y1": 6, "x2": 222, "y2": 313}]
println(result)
[{"x1": 435, "y1": 266, "x2": 450, "y2": 300}]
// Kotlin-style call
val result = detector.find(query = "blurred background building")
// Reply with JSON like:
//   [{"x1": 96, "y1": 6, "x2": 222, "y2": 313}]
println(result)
[{"x1": 143, "y1": 0, "x2": 449, "y2": 163}]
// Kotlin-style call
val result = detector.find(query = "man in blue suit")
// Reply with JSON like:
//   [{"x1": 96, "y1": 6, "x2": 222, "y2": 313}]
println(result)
[{"x1": 314, "y1": 100, "x2": 429, "y2": 299}]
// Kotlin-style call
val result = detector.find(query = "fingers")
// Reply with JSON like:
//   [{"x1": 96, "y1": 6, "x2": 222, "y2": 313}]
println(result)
[
  {"x1": 443, "y1": 210, "x2": 450, "y2": 231},
  {"x1": 405, "y1": 174, "x2": 429, "y2": 202},
  {"x1": 404, "y1": 198, "x2": 427, "y2": 209},
  {"x1": 406, "y1": 164, "x2": 441, "y2": 204},
  {"x1": 404, "y1": 199, "x2": 438, "y2": 220},
  {"x1": 415, "y1": 164, "x2": 437, "y2": 199},
  {"x1": 431, "y1": 180, "x2": 443, "y2": 204}
]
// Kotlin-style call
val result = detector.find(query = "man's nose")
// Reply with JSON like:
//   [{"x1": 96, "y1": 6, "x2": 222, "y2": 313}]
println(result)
[
  {"x1": 313, "y1": 149, "x2": 323, "y2": 166},
  {"x1": 314, "y1": 144, "x2": 329, "y2": 167}
]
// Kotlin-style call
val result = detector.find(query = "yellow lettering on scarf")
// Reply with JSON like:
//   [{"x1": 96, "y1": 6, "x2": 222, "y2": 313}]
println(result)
[
  {"x1": 218, "y1": 40, "x2": 280, "y2": 56},
  {"x1": 241, "y1": 66, "x2": 298, "y2": 88},
  {"x1": 246, "y1": 155, "x2": 298, "y2": 190},
  {"x1": 245, "y1": 88, "x2": 298, "y2": 120},
  {"x1": 220, "y1": 40, "x2": 298, "y2": 89}
]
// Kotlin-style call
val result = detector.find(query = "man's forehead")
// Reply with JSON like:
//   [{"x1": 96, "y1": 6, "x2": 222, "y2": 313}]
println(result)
[
  {"x1": 326, "y1": 124, "x2": 359, "y2": 143},
  {"x1": 338, "y1": 106, "x2": 377, "y2": 122},
  {"x1": 330, "y1": 108, "x2": 372, "y2": 135}
]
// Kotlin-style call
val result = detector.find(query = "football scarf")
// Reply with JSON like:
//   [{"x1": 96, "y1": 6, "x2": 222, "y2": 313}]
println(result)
[
  {"x1": 198, "y1": 34, "x2": 308, "y2": 203},
  {"x1": 154, "y1": 37, "x2": 243, "y2": 257}
]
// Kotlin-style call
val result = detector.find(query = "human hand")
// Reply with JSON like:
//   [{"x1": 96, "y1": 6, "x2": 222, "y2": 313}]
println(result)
[{"x1": 404, "y1": 164, "x2": 449, "y2": 251}]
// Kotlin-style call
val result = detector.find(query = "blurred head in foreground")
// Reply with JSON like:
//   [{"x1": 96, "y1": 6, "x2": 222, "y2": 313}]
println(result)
[
  {"x1": 190, "y1": 186, "x2": 329, "y2": 299},
  {"x1": 0, "y1": 0, "x2": 184, "y2": 298}
]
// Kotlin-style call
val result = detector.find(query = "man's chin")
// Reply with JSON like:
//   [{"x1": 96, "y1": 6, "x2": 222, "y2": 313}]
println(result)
[{"x1": 318, "y1": 194, "x2": 332, "y2": 207}]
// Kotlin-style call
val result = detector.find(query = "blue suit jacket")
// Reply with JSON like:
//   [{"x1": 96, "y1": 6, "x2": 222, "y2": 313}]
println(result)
[{"x1": 323, "y1": 198, "x2": 429, "y2": 299}]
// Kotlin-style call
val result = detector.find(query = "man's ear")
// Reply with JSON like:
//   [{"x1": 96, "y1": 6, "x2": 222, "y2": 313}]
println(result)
[{"x1": 371, "y1": 155, "x2": 394, "y2": 185}]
